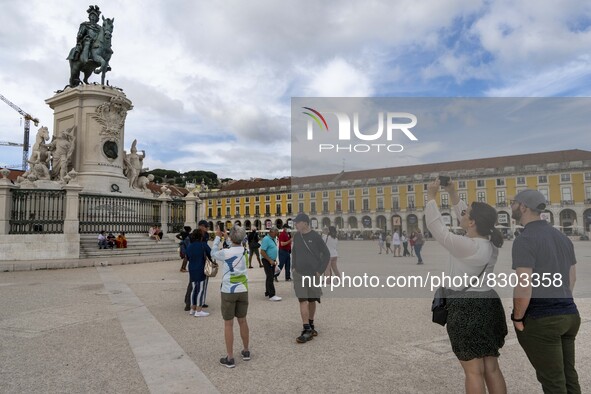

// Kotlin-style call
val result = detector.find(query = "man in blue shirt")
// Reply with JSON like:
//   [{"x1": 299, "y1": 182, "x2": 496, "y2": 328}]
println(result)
[
  {"x1": 511, "y1": 189, "x2": 580, "y2": 394},
  {"x1": 260, "y1": 226, "x2": 281, "y2": 301}
]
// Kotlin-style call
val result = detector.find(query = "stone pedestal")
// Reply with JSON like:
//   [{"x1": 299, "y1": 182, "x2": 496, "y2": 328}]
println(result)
[{"x1": 45, "y1": 85, "x2": 135, "y2": 195}]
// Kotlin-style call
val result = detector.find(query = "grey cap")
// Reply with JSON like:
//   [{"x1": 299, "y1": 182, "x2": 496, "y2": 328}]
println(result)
[
  {"x1": 294, "y1": 212, "x2": 310, "y2": 223},
  {"x1": 514, "y1": 189, "x2": 546, "y2": 211}
]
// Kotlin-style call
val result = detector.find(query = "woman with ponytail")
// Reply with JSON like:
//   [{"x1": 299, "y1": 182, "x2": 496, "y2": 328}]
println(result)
[{"x1": 425, "y1": 178, "x2": 508, "y2": 394}]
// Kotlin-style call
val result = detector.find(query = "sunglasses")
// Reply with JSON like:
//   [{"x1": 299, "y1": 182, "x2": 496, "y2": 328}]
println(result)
[{"x1": 461, "y1": 210, "x2": 467, "y2": 216}]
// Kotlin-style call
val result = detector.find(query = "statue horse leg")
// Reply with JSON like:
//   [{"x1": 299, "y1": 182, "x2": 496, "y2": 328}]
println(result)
[{"x1": 69, "y1": 60, "x2": 82, "y2": 87}]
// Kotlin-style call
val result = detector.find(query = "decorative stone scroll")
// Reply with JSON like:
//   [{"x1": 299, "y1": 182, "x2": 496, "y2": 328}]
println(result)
[{"x1": 91, "y1": 95, "x2": 132, "y2": 141}]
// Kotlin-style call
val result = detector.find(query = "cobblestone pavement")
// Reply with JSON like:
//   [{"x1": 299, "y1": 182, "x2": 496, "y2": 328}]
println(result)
[{"x1": 1, "y1": 240, "x2": 589, "y2": 393}]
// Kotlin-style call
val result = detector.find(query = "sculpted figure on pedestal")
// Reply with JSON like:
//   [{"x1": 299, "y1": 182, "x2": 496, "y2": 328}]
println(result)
[
  {"x1": 49, "y1": 126, "x2": 77, "y2": 183},
  {"x1": 123, "y1": 139, "x2": 146, "y2": 189},
  {"x1": 67, "y1": 6, "x2": 114, "y2": 86}
]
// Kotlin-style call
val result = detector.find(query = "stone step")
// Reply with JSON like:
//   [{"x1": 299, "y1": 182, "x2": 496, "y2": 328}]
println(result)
[{"x1": 79, "y1": 234, "x2": 179, "y2": 259}]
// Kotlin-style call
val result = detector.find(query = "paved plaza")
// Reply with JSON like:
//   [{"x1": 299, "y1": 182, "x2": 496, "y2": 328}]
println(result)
[{"x1": 1, "y1": 240, "x2": 590, "y2": 393}]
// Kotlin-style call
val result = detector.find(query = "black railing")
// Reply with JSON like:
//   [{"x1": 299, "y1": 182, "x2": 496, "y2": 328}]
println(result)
[
  {"x1": 10, "y1": 189, "x2": 66, "y2": 234},
  {"x1": 79, "y1": 194, "x2": 160, "y2": 234},
  {"x1": 168, "y1": 199, "x2": 185, "y2": 233}
]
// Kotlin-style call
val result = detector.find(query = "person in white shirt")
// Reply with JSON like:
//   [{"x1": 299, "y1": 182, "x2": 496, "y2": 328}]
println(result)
[
  {"x1": 211, "y1": 225, "x2": 251, "y2": 368},
  {"x1": 425, "y1": 178, "x2": 507, "y2": 394},
  {"x1": 323, "y1": 226, "x2": 340, "y2": 277},
  {"x1": 392, "y1": 231, "x2": 402, "y2": 257}
]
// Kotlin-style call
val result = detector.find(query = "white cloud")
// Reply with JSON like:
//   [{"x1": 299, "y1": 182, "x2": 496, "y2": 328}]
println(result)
[{"x1": 2, "y1": 0, "x2": 591, "y2": 176}]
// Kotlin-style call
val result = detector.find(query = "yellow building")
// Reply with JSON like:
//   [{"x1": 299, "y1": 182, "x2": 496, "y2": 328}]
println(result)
[{"x1": 201, "y1": 149, "x2": 591, "y2": 236}]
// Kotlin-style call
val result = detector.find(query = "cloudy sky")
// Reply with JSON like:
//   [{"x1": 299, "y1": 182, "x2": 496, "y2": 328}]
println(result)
[{"x1": 1, "y1": 0, "x2": 591, "y2": 180}]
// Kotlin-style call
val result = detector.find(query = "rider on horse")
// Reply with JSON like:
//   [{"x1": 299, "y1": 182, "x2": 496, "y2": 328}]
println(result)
[{"x1": 67, "y1": 5, "x2": 101, "y2": 64}]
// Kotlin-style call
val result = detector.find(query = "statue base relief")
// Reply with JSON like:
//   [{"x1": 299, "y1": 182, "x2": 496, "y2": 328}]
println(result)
[{"x1": 45, "y1": 85, "x2": 142, "y2": 196}]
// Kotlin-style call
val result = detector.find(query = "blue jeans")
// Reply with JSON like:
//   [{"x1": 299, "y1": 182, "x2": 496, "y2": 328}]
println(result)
[
  {"x1": 414, "y1": 244, "x2": 423, "y2": 263},
  {"x1": 277, "y1": 249, "x2": 291, "y2": 280}
]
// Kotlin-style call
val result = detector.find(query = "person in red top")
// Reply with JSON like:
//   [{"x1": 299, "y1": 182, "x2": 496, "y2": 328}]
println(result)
[{"x1": 275, "y1": 223, "x2": 292, "y2": 281}]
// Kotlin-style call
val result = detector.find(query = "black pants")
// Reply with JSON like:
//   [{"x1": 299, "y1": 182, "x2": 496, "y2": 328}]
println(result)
[
  {"x1": 402, "y1": 242, "x2": 410, "y2": 256},
  {"x1": 184, "y1": 277, "x2": 192, "y2": 307},
  {"x1": 262, "y1": 258, "x2": 276, "y2": 298}
]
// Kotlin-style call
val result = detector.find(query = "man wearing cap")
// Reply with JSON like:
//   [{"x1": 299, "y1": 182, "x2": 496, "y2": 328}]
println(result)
[
  {"x1": 291, "y1": 213, "x2": 330, "y2": 343},
  {"x1": 510, "y1": 189, "x2": 580, "y2": 393}
]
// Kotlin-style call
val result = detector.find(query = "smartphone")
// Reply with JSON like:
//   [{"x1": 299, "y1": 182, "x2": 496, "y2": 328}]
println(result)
[
  {"x1": 217, "y1": 223, "x2": 225, "y2": 232},
  {"x1": 438, "y1": 175, "x2": 450, "y2": 186}
]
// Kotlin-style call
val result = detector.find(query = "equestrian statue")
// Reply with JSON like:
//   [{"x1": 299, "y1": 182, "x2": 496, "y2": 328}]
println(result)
[{"x1": 67, "y1": 5, "x2": 114, "y2": 87}]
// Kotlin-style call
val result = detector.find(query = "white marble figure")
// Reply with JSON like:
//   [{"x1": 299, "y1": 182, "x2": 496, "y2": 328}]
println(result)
[
  {"x1": 28, "y1": 126, "x2": 51, "y2": 168},
  {"x1": 123, "y1": 139, "x2": 145, "y2": 189},
  {"x1": 137, "y1": 173, "x2": 154, "y2": 192},
  {"x1": 49, "y1": 126, "x2": 77, "y2": 183}
]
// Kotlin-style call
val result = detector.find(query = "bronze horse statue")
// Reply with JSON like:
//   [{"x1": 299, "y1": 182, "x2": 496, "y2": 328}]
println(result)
[{"x1": 67, "y1": 17, "x2": 114, "y2": 87}]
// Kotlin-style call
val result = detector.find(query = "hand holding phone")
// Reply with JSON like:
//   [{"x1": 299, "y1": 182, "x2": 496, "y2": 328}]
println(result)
[{"x1": 438, "y1": 175, "x2": 450, "y2": 187}]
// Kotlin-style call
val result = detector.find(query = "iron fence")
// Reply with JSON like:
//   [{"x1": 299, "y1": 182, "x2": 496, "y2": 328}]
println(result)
[
  {"x1": 79, "y1": 194, "x2": 161, "y2": 234},
  {"x1": 10, "y1": 189, "x2": 66, "y2": 234},
  {"x1": 168, "y1": 199, "x2": 185, "y2": 233}
]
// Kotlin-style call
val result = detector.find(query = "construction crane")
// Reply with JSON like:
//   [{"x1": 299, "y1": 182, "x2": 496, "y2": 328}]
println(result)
[{"x1": 0, "y1": 93, "x2": 39, "y2": 171}]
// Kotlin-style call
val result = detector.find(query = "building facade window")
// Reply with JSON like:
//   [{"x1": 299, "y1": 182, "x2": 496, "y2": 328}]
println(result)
[
  {"x1": 561, "y1": 187, "x2": 572, "y2": 202},
  {"x1": 298, "y1": 193, "x2": 304, "y2": 199},
  {"x1": 585, "y1": 185, "x2": 591, "y2": 200},
  {"x1": 235, "y1": 197, "x2": 240, "y2": 203},
  {"x1": 362, "y1": 188, "x2": 369, "y2": 195},
  {"x1": 255, "y1": 206, "x2": 260, "y2": 215},
  {"x1": 377, "y1": 186, "x2": 383, "y2": 194},
  {"x1": 287, "y1": 193, "x2": 292, "y2": 200},
  {"x1": 235, "y1": 206, "x2": 240, "y2": 215},
  {"x1": 298, "y1": 202, "x2": 304, "y2": 213},
  {"x1": 377, "y1": 197, "x2": 384, "y2": 210},
  {"x1": 208, "y1": 208, "x2": 212, "y2": 217},
  {"x1": 363, "y1": 198, "x2": 369, "y2": 211},
  {"x1": 585, "y1": 172, "x2": 591, "y2": 181},
  {"x1": 226, "y1": 207, "x2": 230, "y2": 215},
  {"x1": 349, "y1": 199, "x2": 355, "y2": 212},
  {"x1": 310, "y1": 201, "x2": 316, "y2": 213},
  {"x1": 441, "y1": 193, "x2": 449, "y2": 207},
  {"x1": 336, "y1": 190, "x2": 342, "y2": 197},
  {"x1": 265, "y1": 195, "x2": 270, "y2": 201},
  {"x1": 276, "y1": 203, "x2": 281, "y2": 214},
  {"x1": 423, "y1": 194, "x2": 429, "y2": 207},
  {"x1": 391, "y1": 185, "x2": 398, "y2": 193},
  {"x1": 311, "y1": 192, "x2": 316, "y2": 198},
  {"x1": 560, "y1": 174, "x2": 571, "y2": 182},
  {"x1": 226, "y1": 198, "x2": 230, "y2": 204},
  {"x1": 516, "y1": 176, "x2": 526, "y2": 185},
  {"x1": 497, "y1": 190, "x2": 506, "y2": 204},
  {"x1": 245, "y1": 206, "x2": 250, "y2": 215},
  {"x1": 407, "y1": 195, "x2": 415, "y2": 208},
  {"x1": 538, "y1": 175, "x2": 548, "y2": 184},
  {"x1": 407, "y1": 184, "x2": 414, "y2": 192},
  {"x1": 539, "y1": 188, "x2": 549, "y2": 202},
  {"x1": 458, "y1": 180, "x2": 466, "y2": 189},
  {"x1": 323, "y1": 191, "x2": 328, "y2": 198},
  {"x1": 287, "y1": 203, "x2": 292, "y2": 214},
  {"x1": 245, "y1": 197, "x2": 250, "y2": 203},
  {"x1": 265, "y1": 204, "x2": 270, "y2": 215},
  {"x1": 477, "y1": 191, "x2": 486, "y2": 202},
  {"x1": 496, "y1": 178, "x2": 505, "y2": 186},
  {"x1": 392, "y1": 196, "x2": 399, "y2": 209},
  {"x1": 477, "y1": 180, "x2": 485, "y2": 187},
  {"x1": 323, "y1": 200, "x2": 329, "y2": 213},
  {"x1": 255, "y1": 196, "x2": 260, "y2": 202},
  {"x1": 459, "y1": 192, "x2": 467, "y2": 202},
  {"x1": 336, "y1": 200, "x2": 342, "y2": 212}
]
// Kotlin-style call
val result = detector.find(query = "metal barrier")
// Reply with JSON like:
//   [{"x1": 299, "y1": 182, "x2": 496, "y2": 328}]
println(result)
[
  {"x1": 10, "y1": 189, "x2": 66, "y2": 234},
  {"x1": 168, "y1": 199, "x2": 185, "y2": 233},
  {"x1": 79, "y1": 194, "x2": 161, "y2": 234}
]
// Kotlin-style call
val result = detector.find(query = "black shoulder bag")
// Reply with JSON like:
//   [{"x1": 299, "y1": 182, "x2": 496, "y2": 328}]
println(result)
[{"x1": 431, "y1": 264, "x2": 488, "y2": 326}]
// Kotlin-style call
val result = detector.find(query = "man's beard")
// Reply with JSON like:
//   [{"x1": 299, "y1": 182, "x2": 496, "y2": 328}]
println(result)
[{"x1": 511, "y1": 208, "x2": 522, "y2": 223}]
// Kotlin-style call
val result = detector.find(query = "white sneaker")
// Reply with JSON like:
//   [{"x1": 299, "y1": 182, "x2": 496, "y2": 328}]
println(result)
[
  {"x1": 195, "y1": 311, "x2": 210, "y2": 317},
  {"x1": 189, "y1": 310, "x2": 196, "y2": 316},
  {"x1": 269, "y1": 295, "x2": 282, "y2": 302}
]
